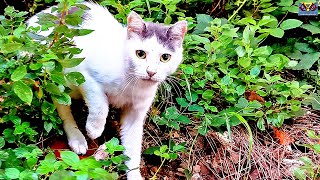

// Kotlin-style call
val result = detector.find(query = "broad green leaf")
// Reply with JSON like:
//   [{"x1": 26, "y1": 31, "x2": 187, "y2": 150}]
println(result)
[
  {"x1": 60, "y1": 151, "x2": 80, "y2": 167},
  {"x1": 221, "y1": 75, "x2": 233, "y2": 85},
  {"x1": 176, "y1": 115, "x2": 191, "y2": 124},
  {"x1": 66, "y1": 72, "x2": 85, "y2": 86},
  {"x1": 11, "y1": 66, "x2": 27, "y2": 81},
  {"x1": 193, "y1": 14, "x2": 213, "y2": 34},
  {"x1": 293, "y1": 168, "x2": 306, "y2": 180},
  {"x1": 301, "y1": 24, "x2": 320, "y2": 34},
  {"x1": 13, "y1": 80, "x2": 33, "y2": 105},
  {"x1": 46, "y1": 82, "x2": 61, "y2": 95},
  {"x1": 250, "y1": 66, "x2": 261, "y2": 77},
  {"x1": 280, "y1": 19, "x2": 302, "y2": 30},
  {"x1": 59, "y1": 58, "x2": 85, "y2": 68},
  {"x1": 269, "y1": 28, "x2": 284, "y2": 38},
  {"x1": 5, "y1": 168, "x2": 20, "y2": 179},
  {"x1": 53, "y1": 93, "x2": 71, "y2": 105},
  {"x1": 294, "y1": 53, "x2": 320, "y2": 70},
  {"x1": 51, "y1": 72, "x2": 66, "y2": 85},
  {"x1": 236, "y1": 85, "x2": 246, "y2": 95},
  {"x1": 1, "y1": 42, "x2": 23, "y2": 53},
  {"x1": 176, "y1": 98, "x2": 189, "y2": 107},
  {"x1": 188, "y1": 104, "x2": 204, "y2": 113},
  {"x1": 239, "y1": 57, "x2": 251, "y2": 68},
  {"x1": 202, "y1": 90, "x2": 214, "y2": 100},
  {"x1": 235, "y1": 46, "x2": 245, "y2": 57},
  {"x1": 277, "y1": 0, "x2": 293, "y2": 6}
]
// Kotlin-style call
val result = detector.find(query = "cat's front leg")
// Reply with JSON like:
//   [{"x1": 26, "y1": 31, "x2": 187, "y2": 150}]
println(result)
[
  {"x1": 80, "y1": 72, "x2": 109, "y2": 140},
  {"x1": 120, "y1": 105, "x2": 151, "y2": 180}
]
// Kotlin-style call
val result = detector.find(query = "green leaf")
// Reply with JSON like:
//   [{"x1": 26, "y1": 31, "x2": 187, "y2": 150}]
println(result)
[
  {"x1": 193, "y1": 14, "x2": 213, "y2": 34},
  {"x1": 250, "y1": 66, "x2": 261, "y2": 77},
  {"x1": 59, "y1": 58, "x2": 85, "y2": 68},
  {"x1": 202, "y1": 90, "x2": 214, "y2": 100},
  {"x1": 221, "y1": 76, "x2": 233, "y2": 85},
  {"x1": 60, "y1": 151, "x2": 80, "y2": 167},
  {"x1": 236, "y1": 85, "x2": 245, "y2": 95},
  {"x1": 51, "y1": 73, "x2": 66, "y2": 85},
  {"x1": 294, "y1": 42, "x2": 315, "y2": 53},
  {"x1": 176, "y1": 115, "x2": 191, "y2": 124},
  {"x1": 235, "y1": 98, "x2": 248, "y2": 108},
  {"x1": 277, "y1": 0, "x2": 293, "y2": 6},
  {"x1": 188, "y1": 104, "x2": 204, "y2": 113},
  {"x1": 176, "y1": 98, "x2": 189, "y2": 107},
  {"x1": 293, "y1": 53, "x2": 320, "y2": 70},
  {"x1": 53, "y1": 93, "x2": 71, "y2": 105},
  {"x1": 44, "y1": 122, "x2": 53, "y2": 133},
  {"x1": 66, "y1": 72, "x2": 85, "y2": 86},
  {"x1": 235, "y1": 46, "x2": 245, "y2": 57},
  {"x1": 239, "y1": 57, "x2": 251, "y2": 68},
  {"x1": 269, "y1": 28, "x2": 284, "y2": 38},
  {"x1": 280, "y1": 19, "x2": 302, "y2": 30},
  {"x1": 0, "y1": 137, "x2": 5, "y2": 149},
  {"x1": 1, "y1": 42, "x2": 23, "y2": 53},
  {"x1": 301, "y1": 24, "x2": 320, "y2": 34},
  {"x1": 293, "y1": 168, "x2": 306, "y2": 180},
  {"x1": 5, "y1": 168, "x2": 20, "y2": 179},
  {"x1": 11, "y1": 66, "x2": 27, "y2": 81},
  {"x1": 46, "y1": 82, "x2": 61, "y2": 95},
  {"x1": 13, "y1": 80, "x2": 33, "y2": 105},
  {"x1": 183, "y1": 66, "x2": 193, "y2": 75}
]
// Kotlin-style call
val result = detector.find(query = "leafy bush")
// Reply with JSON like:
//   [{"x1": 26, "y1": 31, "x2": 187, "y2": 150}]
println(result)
[{"x1": 0, "y1": 0, "x2": 320, "y2": 178}]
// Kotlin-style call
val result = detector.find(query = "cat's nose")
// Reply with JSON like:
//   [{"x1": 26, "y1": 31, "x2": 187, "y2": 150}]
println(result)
[{"x1": 147, "y1": 70, "x2": 156, "y2": 77}]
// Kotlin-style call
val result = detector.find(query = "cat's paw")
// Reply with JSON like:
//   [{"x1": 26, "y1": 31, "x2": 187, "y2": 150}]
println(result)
[
  {"x1": 68, "y1": 135, "x2": 88, "y2": 155},
  {"x1": 127, "y1": 171, "x2": 143, "y2": 180},
  {"x1": 86, "y1": 119, "x2": 105, "y2": 139}
]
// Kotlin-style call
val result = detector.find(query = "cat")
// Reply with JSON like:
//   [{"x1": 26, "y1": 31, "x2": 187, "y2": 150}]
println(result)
[{"x1": 28, "y1": 2, "x2": 187, "y2": 179}]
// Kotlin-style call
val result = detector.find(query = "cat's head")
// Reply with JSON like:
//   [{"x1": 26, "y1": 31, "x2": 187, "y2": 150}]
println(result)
[{"x1": 125, "y1": 11, "x2": 187, "y2": 84}]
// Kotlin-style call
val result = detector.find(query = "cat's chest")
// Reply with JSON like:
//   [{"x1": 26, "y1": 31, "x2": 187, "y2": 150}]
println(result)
[{"x1": 106, "y1": 84, "x2": 157, "y2": 109}]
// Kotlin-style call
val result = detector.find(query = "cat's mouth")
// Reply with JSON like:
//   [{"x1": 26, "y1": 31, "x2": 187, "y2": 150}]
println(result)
[{"x1": 140, "y1": 77, "x2": 159, "y2": 83}]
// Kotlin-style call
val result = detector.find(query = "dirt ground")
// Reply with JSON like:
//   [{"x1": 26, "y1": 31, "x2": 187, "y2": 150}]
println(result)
[{"x1": 44, "y1": 101, "x2": 320, "y2": 180}]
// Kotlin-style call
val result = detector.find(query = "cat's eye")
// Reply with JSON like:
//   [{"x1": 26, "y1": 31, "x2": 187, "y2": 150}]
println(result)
[
  {"x1": 160, "y1": 54, "x2": 171, "y2": 62},
  {"x1": 136, "y1": 50, "x2": 146, "y2": 59}
]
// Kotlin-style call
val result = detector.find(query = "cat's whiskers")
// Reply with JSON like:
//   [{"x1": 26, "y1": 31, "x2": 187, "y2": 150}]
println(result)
[{"x1": 119, "y1": 73, "x2": 137, "y2": 97}]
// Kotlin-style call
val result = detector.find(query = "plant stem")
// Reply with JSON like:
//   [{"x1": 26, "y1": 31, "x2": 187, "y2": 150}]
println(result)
[
  {"x1": 151, "y1": 159, "x2": 166, "y2": 180},
  {"x1": 228, "y1": 0, "x2": 247, "y2": 21}
]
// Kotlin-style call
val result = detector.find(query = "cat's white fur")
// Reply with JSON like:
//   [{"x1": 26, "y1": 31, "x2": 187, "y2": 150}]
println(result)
[{"x1": 28, "y1": 2, "x2": 186, "y2": 179}]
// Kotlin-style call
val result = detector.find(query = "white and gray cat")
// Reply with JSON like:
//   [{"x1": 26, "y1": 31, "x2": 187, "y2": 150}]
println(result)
[{"x1": 28, "y1": 2, "x2": 187, "y2": 179}]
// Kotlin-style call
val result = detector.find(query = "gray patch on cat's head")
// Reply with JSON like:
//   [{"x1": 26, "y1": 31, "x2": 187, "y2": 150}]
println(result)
[{"x1": 138, "y1": 22, "x2": 180, "y2": 52}]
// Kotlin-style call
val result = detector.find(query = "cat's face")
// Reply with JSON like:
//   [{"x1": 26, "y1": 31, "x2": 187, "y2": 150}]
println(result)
[{"x1": 125, "y1": 12, "x2": 187, "y2": 84}]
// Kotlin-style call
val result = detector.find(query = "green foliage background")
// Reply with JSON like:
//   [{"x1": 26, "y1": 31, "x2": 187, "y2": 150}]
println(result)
[{"x1": 0, "y1": 0, "x2": 319, "y2": 179}]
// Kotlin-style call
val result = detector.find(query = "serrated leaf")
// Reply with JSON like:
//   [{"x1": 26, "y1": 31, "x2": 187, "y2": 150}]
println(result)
[
  {"x1": 11, "y1": 66, "x2": 27, "y2": 81},
  {"x1": 13, "y1": 80, "x2": 33, "y2": 105},
  {"x1": 280, "y1": 19, "x2": 302, "y2": 30}
]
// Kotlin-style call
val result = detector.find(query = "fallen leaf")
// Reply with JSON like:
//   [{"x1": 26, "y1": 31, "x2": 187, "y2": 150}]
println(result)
[
  {"x1": 245, "y1": 90, "x2": 265, "y2": 103},
  {"x1": 273, "y1": 127, "x2": 295, "y2": 145}
]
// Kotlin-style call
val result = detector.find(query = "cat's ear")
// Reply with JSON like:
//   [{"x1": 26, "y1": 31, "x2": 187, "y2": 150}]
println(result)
[
  {"x1": 127, "y1": 11, "x2": 146, "y2": 37},
  {"x1": 167, "y1": 20, "x2": 187, "y2": 46},
  {"x1": 168, "y1": 21, "x2": 187, "y2": 39}
]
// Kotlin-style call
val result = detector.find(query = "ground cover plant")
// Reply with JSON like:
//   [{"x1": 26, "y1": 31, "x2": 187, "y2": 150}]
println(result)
[{"x1": 0, "y1": 0, "x2": 319, "y2": 179}]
